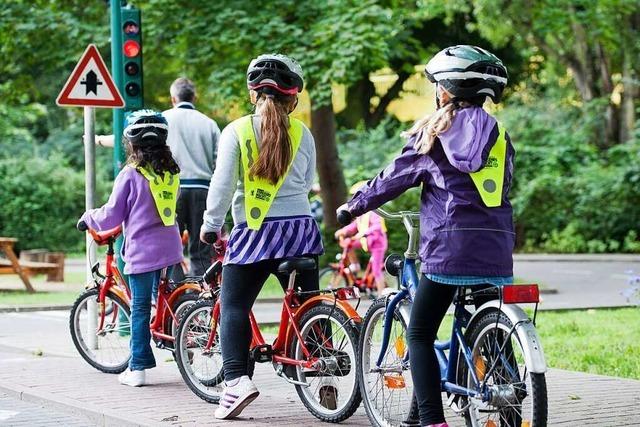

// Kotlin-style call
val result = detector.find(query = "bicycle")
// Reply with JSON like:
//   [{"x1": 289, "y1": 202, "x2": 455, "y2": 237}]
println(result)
[
  {"x1": 69, "y1": 222, "x2": 205, "y2": 373},
  {"x1": 338, "y1": 208, "x2": 548, "y2": 427},
  {"x1": 319, "y1": 236, "x2": 388, "y2": 297},
  {"x1": 174, "y1": 256, "x2": 363, "y2": 422}
]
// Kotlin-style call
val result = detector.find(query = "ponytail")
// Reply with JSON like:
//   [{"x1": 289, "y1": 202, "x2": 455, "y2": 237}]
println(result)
[
  {"x1": 250, "y1": 94, "x2": 297, "y2": 184},
  {"x1": 401, "y1": 100, "x2": 477, "y2": 154}
]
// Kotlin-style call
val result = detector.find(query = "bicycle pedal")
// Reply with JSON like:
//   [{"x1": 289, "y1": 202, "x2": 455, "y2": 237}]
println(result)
[{"x1": 251, "y1": 344, "x2": 273, "y2": 363}]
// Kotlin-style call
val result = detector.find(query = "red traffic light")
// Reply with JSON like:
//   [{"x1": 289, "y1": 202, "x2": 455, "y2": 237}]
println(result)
[{"x1": 123, "y1": 40, "x2": 140, "y2": 58}]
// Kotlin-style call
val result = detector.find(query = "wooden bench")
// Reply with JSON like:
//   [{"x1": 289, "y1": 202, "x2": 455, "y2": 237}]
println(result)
[{"x1": 0, "y1": 238, "x2": 66, "y2": 293}]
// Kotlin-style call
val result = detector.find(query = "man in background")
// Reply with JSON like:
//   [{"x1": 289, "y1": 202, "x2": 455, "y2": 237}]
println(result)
[{"x1": 164, "y1": 77, "x2": 220, "y2": 278}]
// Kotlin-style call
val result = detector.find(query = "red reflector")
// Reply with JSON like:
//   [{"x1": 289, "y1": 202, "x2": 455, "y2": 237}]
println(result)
[
  {"x1": 502, "y1": 285, "x2": 539, "y2": 304},
  {"x1": 335, "y1": 287, "x2": 360, "y2": 300},
  {"x1": 123, "y1": 40, "x2": 140, "y2": 58}
]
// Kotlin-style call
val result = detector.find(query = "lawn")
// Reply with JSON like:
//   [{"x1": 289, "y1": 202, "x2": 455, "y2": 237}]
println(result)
[
  {"x1": 436, "y1": 307, "x2": 640, "y2": 380},
  {"x1": 0, "y1": 289, "x2": 80, "y2": 307}
]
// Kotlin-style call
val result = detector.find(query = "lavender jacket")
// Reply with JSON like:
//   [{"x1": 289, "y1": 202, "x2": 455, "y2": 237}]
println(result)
[
  {"x1": 348, "y1": 107, "x2": 515, "y2": 277},
  {"x1": 81, "y1": 166, "x2": 183, "y2": 275}
]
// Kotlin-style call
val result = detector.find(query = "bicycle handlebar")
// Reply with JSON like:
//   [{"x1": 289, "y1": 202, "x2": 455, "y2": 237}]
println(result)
[
  {"x1": 336, "y1": 210, "x2": 353, "y2": 226},
  {"x1": 202, "y1": 232, "x2": 218, "y2": 245},
  {"x1": 77, "y1": 220, "x2": 88, "y2": 232},
  {"x1": 373, "y1": 207, "x2": 420, "y2": 222}
]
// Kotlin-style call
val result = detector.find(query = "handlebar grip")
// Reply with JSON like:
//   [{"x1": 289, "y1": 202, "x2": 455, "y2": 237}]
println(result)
[
  {"x1": 202, "y1": 232, "x2": 218, "y2": 245},
  {"x1": 77, "y1": 220, "x2": 88, "y2": 232},
  {"x1": 337, "y1": 210, "x2": 353, "y2": 226}
]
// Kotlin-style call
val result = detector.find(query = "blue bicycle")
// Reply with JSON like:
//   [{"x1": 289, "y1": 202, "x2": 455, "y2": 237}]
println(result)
[{"x1": 345, "y1": 208, "x2": 548, "y2": 427}]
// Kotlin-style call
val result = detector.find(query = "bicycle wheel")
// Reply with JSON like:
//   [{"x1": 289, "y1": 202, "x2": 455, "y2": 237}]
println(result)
[
  {"x1": 69, "y1": 288, "x2": 131, "y2": 374},
  {"x1": 289, "y1": 303, "x2": 361, "y2": 423},
  {"x1": 174, "y1": 298, "x2": 224, "y2": 403},
  {"x1": 459, "y1": 310, "x2": 547, "y2": 427},
  {"x1": 162, "y1": 291, "x2": 199, "y2": 346},
  {"x1": 319, "y1": 267, "x2": 347, "y2": 289},
  {"x1": 358, "y1": 298, "x2": 417, "y2": 427}
]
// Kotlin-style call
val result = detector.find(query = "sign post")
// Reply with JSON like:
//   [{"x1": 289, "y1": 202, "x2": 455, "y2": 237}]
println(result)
[{"x1": 57, "y1": 44, "x2": 125, "y2": 351}]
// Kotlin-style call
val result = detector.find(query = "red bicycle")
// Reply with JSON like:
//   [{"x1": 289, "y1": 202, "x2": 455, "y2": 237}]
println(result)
[
  {"x1": 69, "y1": 224, "x2": 206, "y2": 373},
  {"x1": 174, "y1": 257, "x2": 363, "y2": 422},
  {"x1": 319, "y1": 236, "x2": 388, "y2": 297}
]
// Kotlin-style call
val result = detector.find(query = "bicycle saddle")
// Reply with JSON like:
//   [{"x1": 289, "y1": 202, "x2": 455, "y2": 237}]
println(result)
[{"x1": 277, "y1": 257, "x2": 316, "y2": 274}]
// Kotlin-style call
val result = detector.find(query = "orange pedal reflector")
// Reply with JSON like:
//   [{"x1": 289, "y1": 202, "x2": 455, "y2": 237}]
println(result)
[
  {"x1": 383, "y1": 374, "x2": 406, "y2": 389},
  {"x1": 485, "y1": 421, "x2": 497, "y2": 427},
  {"x1": 474, "y1": 353, "x2": 486, "y2": 381},
  {"x1": 394, "y1": 337, "x2": 406, "y2": 357},
  {"x1": 521, "y1": 422, "x2": 531, "y2": 427}
]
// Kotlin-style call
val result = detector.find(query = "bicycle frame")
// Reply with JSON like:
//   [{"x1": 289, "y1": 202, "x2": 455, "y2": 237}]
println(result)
[
  {"x1": 88, "y1": 228, "x2": 201, "y2": 345},
  {"x1": 208, "y1": 271, "x2": 361, "y2": 369},
  {"x1": 332, "y1": 238, "x2": 378, "y2": 290}
]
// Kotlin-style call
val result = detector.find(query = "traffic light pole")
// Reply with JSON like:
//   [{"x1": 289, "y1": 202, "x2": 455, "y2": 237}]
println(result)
[{"x1": 110, "y1": 0, "x2": 128, "y2": 292}]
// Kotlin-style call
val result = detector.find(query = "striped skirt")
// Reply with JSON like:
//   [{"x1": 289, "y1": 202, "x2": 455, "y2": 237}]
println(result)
[{"x1": 224, "y1": 215, "x2": 324, "y2": 265}]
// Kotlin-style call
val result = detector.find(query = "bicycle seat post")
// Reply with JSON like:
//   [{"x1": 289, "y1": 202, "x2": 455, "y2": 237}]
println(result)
[{"x1": 286, "y1": 270, "x2": 298, "y2": 291}]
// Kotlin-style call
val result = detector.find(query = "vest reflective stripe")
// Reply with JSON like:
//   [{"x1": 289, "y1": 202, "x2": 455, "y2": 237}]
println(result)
[
  {"x1": 469, "y1": 124, "x2": 507, "y2": 208},
  {"x1": 356, "y1": 212, "x2": 387, "y2": 252},
  {"x1": 234, "y1": 115, "x2": 304, "y2": 230},
  {"x1": 136, "y1": 166, "x2": 179, "y2": 226}
]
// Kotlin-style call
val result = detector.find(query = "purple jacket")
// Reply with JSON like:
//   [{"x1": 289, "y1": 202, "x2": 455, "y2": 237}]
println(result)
[
  {"x1": 348, "y1": 106, "x2": 515, "y2": 276},
  {"x1": 81, "y1": 166, "x2": 183, "y2": 275}
]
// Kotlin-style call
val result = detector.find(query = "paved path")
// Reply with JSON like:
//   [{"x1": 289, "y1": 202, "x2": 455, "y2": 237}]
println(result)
[
  {"x1": 0, "y1": 392, "x2": 94, "y2": 427},
  {"x1": 1, "y1": 310, "x2": 640, "y2": 426}
]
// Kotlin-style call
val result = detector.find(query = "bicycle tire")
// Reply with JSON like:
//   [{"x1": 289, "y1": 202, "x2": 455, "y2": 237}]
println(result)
[
  {"x1": 459, "y1": 310, "x2": 547, "y2": 427},
  {"x1": 174, "y1": 298, "x2": 224, "y2": 403},
  {"x1": 289, "y1": 303, "x2": 361, "y2": 423},
  {"x1": 319, "y1": 266, "x2": 348, "y2": 289},
  {"x1": 69, "y1": 288, "x2": 131, "y2": 374},
  {"x1": 357, "y1": 297, "x2": 418, "y2": 427},
  {"x1": 161, "y1": 291, "x2": 199, "y2": 348}
]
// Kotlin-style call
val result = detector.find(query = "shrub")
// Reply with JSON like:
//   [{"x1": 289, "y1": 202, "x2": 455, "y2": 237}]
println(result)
[{"x1": 0, "y1": 155, "x2": 109, "y2": 253}]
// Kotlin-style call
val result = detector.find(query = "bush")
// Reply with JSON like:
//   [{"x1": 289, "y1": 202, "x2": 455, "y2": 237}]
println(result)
[{"x1": 0, "y1": 155, "x2": 110, "y2": 253}]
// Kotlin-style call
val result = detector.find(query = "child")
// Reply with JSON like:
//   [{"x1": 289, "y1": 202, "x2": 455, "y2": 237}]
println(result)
[
  {"x1": 339, "y1": 45, "x2": 513, "y2": 427},
  {"x1": 335, "y1": 181, "x2": 388, "y2": 295},
  {"x1": 79, "y1": 110, "x2": 183, "y2": 387},
  {"x1": 200, "y1": 53, "x2": 324, "y2": 419}
]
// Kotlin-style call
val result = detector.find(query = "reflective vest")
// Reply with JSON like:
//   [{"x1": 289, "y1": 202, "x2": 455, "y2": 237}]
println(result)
[
  {"x1": 469, "y1": 124, "x2": 507, "y2": 208},
  {"x1": 234, "y1": 115, "x2": 304, "y2": 230},
  {"x1": 356, "y1": 212, "x2": 387, "y2": 252},
  {"x1": 136, "y1": 166, "x2": 179, "y2": 226}
]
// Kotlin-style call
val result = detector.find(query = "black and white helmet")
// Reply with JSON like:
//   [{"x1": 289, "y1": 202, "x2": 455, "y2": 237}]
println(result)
[
  {"x1": 123, "y1": 110, "x2": 168, "y2": 146},
  {"x1": 425, "y1": 45, "x2": 508, "y2": 103},
  {"x1": 247, "y1": 53, "x2": 304, "y2": 95}
]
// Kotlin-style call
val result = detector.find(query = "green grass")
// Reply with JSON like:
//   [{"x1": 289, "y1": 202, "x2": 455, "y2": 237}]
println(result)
[
  {"x1": 436, "y1": 307, "x2": 640, "y2": 380},
  {"x1": 0, "y1": 289, "x2": 79, "y2": 306}
]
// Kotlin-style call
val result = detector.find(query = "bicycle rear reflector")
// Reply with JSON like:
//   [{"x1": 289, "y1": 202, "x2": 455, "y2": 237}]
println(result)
[
  {"x1": 502, "y1": 285, "x2": 539, "y2": 304},
  {"x1": 336, "y1": 287, "x2": 360, "y2": 300},
  {"x1": 384, "y1": 373, "x2": 406, "y2": 389}
]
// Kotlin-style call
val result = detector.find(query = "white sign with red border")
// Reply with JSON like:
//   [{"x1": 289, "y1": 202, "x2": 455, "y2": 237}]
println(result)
[{"x1": 56, "y1": 44, "x2": 125, "y2": 108}]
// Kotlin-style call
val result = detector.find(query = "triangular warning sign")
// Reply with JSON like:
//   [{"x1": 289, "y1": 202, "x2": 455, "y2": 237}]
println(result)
[{"x1": 56, "y1": 44, "x2": 125, "y2": 108}]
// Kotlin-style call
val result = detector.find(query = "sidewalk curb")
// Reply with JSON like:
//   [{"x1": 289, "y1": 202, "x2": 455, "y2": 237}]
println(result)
[
  {"x1": 0, "y1": 305, "x2": 72, "y2": 314},
  {"x1": 0, "y1": 381, "x2": 156, "y2": 427}
]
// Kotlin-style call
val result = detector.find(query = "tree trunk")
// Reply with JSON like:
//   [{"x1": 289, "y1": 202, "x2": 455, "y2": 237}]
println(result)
[
  {"x1": 311, "y1": 104, "x2": 347, "y2": 230},
  {"x1": 620, "y1": 13, "x2": 639, "y2": 143}
]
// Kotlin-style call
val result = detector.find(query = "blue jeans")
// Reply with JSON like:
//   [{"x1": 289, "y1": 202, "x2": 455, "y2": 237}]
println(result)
[{"x1": 128, "y1": 270, "x2": 159, "y2": 371}]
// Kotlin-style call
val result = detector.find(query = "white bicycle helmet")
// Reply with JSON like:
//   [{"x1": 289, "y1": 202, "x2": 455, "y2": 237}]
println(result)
[
  {"x1": 123, "y1": 109, "x2": 168, "y2": 146},
  {"x1": 247, "y1": 53, "x2": 304, "y2": 95},
  {"x1": 425, "y1": 45, "x2": 508, "y2": 103}
]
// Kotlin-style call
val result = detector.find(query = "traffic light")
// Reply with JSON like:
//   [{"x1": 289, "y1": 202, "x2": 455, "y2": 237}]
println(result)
[{"x1": 121, "y1": 6, "x2": 143, "y2": 110}]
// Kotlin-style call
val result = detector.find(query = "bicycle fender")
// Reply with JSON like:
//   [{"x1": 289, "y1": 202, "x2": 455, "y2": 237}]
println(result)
[
  {"x1": 469, "y1": 301, "x2": 547, "y2": 374},
  {"x1": 166, "y1": 281, "x2": 200, "y2": 307},
  {"x1": 108, "y1": 285, "x2": 129, "y2": 305},
  {"x1": 295, "y1": 295, "x2": 362, "y2": 323}
]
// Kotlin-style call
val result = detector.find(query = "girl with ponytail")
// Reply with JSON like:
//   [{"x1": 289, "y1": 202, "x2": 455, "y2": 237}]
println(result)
[
  {"x1": 339, "y1": 45, "x2": 514, "y2": 427},
  {"x1": 200, "y1": 54, "x2": 323, "y2": 419}
]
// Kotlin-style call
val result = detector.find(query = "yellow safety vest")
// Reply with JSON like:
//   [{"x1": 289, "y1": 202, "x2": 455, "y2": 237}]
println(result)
[
  {"x1": 136, "y1": 166, "x2": 179, "y2": 226},
  {"x1": 234, "y1": 115, "x2": 304, "y2": 230},
  {"x1": 356, "y1": 212, "x2": 387, "y2": 252},
  {"x1": 469, "y1": 124, "x2": 507, "y2": 208}
]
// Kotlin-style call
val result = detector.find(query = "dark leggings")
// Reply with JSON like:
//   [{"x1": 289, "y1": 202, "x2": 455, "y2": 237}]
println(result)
[
  {"x1": 408, "y1": 277, "x2": 495, "y2": 425},
  {"x1": 219, "y1": 256, "x2": 319, "y2": 381}
]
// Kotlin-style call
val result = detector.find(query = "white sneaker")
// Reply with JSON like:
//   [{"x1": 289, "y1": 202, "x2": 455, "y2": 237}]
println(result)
[
  {"x1": 214, "y1": 375, "x2": 259, "y2": 419},
  {"x1": 118, "y1": 369, "x2": 145, "y2": 387}
]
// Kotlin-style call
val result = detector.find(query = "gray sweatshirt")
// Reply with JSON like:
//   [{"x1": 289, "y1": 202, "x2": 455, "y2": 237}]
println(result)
[
  {"x1": 202, "y1": 115, "x2": 316, "y2": 232},
  {"x1": 163, "y1": 103, "x2": 220, "y2": 186}
]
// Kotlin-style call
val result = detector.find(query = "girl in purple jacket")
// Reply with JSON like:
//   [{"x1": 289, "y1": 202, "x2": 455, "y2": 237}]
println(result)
[
  {"x1": 340, "y1": 46, "x2": 513, "y2": 427},
  {"x1": 80, "y1": 110, "x2": 183, "y2": 387}
]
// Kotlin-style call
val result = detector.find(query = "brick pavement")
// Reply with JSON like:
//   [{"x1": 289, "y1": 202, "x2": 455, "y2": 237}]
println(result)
[
  {"x1": 0, "y1": 392, "x2": 93, "y2": 426},
  {"x1": 1, "y1": 345, "x2": 639, "y2": 426}
]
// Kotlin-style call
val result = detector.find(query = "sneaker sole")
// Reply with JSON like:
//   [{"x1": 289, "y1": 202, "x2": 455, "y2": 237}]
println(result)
[{"x1": 216, "y1": 391, "x2": 259, "y2": 419}]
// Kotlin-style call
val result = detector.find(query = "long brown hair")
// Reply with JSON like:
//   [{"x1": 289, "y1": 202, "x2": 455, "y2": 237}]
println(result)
[
  {"x1": 126, "y1": 141, "x2": 180, "y2": 175},
  {"x1": 249, "y1": 93, "x2": 297, "y2": 184}
]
